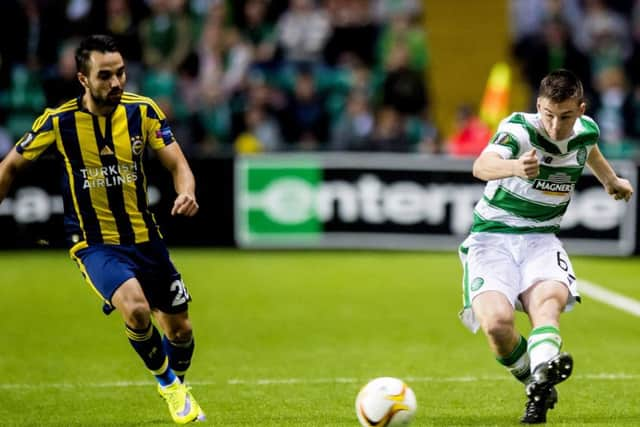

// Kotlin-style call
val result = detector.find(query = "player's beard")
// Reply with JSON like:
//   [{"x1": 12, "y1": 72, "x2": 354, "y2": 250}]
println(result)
[{"x1": 90, "y1": 87, "x2": 122, "y2": 107}]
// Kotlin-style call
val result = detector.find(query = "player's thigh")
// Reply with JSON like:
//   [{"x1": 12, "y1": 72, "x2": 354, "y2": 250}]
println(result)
[
  {"x1": 520, "y1": 280, "x2": 569, "y2": 315},
  {"x1": 112, "y1": 277, "x2": 150, "y2": 312},
  {"x1": 521, "y1": 235, "x2": 577, "y2": 292},
  {"x1": 472, "y1": 290, "x2": 516, "y2": 327},
  {"x1": 464, "y1": 241, "x2": 521, "y2": 309},
  {"x1": 137, "y1": 240, "x2": 192, "y2": 315},
  {"x1": 73, "y1": 244, "x2": 139, "y2": 309}
]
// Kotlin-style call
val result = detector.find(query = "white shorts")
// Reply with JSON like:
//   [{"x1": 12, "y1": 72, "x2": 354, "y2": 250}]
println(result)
[{"x1": 458, "y1": 232, "x2": 581, "y2": 333}]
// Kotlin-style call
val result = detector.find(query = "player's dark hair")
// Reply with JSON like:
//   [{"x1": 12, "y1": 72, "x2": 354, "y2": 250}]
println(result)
[
  {"x1": 75, "y1": 34, "x2": 120, "y2": 75},
  {"x1": 538, "y1": 69, "x2": 584, "y2": 104}
]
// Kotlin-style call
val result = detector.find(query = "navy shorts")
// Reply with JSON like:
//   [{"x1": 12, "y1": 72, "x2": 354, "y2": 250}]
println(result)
[{"x1": 71, "y1": 239, "x2": 191, "y2": 315}]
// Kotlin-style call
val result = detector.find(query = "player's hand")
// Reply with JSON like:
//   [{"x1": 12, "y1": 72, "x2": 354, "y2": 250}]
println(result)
[
  {"x1": 514, "y1": 149, "x2": 539, "y2": 179},
  {"x1": 171, "y1": 193, "x2": 199, "y2": 216},
  {"x1": 606, "y1": 178, "x2": 634, "y2": 202}
]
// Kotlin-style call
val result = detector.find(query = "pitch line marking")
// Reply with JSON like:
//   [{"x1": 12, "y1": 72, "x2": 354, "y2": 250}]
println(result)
[
  {"x1": 578, "y1": 280, "x2": 640, "y2": 317},
  {"x1": 1, "y1": 373, "x2": 639, "y2": 389}
]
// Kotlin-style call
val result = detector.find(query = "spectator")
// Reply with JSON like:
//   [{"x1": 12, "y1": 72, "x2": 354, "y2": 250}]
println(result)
[
  {"x1": 376, "y1": 8, "x2": 429, "y2": 73},
  {"x1": 446, "y1": 104, "x2": 493, "y2": 158},
  {"x1": 372, "y1": 0, "x2": 421, "y2": 23},
  {"x1": 410, "y1": 111, "x2": 440, "y2": 154},
  {"x1": 234, "y1": 103, "x2": 283, "y2": 153},
  {"x1": 329, "y1": 89, "x2": 374, "y2": 151},
  {"x1": 622, "y1": 83, "x2": 640, "y2": 146},
  {"x1": 367, "y1": 106, "x2": 409, "y2": 152},
  {"x1": 139, "y1": 0, "x2": 192, "y2": 73},
  {"x1": 0, "y1": 0, "x2": 65, "y2": 83},
  {"x1": 280, "y1": 68, "x2": 330, "y2": 150},
  {"x1": 172, "y1": 52, "x2": 207, "y2": 157},
  {"x1": 574, "y1": 0, "x2": 631, "y2": 66},
  {"x1": 508, "y1": 0, "x2": 583, "y2": 46},
  {"x1": 239, "y1": 0, "x2": 278, "y2": 67},
  {"x1": 198, "y1": 17, "x2": 252, "y2": 103},
  {"x1": 94, "y1": 0, "x2": 148, "y2": 90},
  {"x1": 512, "y1": 16, "x2": 592, "y2": 109},
  {"x1": 275, "y1": 0, "x2": 331, "y2": 66},
  {"x1": 590, "y1": 65, "x2": 640, "y2": 158},
  {"x1": 580, "y1": 0, "x2": 632, "y2": 76},
  {"x1": 60, "y1": 0, "x2": 95, "y2": 37},
  {"x1": 380, "y1": 42, "x2": 428, "y2": 116},
  {"x1": 323, "y1": 0, "x2": 379, "y2": 67},
  {"x1": 41, "y1": 38, "x2": 84, "y2": 107}
]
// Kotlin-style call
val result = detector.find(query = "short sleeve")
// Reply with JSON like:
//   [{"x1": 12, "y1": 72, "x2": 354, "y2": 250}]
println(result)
[
  {"x1": 142, "y1": 98, "x2": 177, "y2": 150},
  {"x1": 15, "y1": 111, "x2": 57, "y2": 160},
  {"x1": 483, "y1": 132, "x2": 519, "y2": 159}
]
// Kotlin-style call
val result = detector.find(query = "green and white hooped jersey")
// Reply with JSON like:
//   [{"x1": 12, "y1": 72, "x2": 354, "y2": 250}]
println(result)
[{"x1": 471, "y1": 112, "x2": 599, "y2": 234}]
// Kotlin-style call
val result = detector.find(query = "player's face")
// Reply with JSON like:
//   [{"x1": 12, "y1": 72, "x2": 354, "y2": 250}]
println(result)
[
  {"x1": 82, "y1": 51, "x2": 126, "y2": 107},
  {"x1": 536, "y1": 96, "x2": 585, "y2": 141}
]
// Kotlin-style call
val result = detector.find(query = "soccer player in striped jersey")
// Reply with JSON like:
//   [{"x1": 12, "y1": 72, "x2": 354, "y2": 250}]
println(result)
[
  {"x1": 458, "y1": 69, "x2": 633, "y2": 424},
  {"x1": 0, "y1": 35, "x2": 205, "y2": 424}
]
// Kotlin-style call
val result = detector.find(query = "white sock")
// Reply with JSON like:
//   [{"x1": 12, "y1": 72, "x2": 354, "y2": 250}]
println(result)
[{"x1": 528, "y1": 325, "x2": 562, "y2": 373}]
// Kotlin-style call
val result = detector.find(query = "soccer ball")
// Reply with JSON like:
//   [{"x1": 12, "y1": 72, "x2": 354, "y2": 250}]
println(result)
[{"x1": 355, "y1": 377, "x2": 417, "y2": 427}]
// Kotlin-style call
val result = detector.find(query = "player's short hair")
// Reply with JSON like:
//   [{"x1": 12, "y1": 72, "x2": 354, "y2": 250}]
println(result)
[
  {"x1": 75, "y1": 34, "x2": 120, "y2": 75},
  {"x1": 538, "y1": 69, "x2": 584, "y2": 104}
]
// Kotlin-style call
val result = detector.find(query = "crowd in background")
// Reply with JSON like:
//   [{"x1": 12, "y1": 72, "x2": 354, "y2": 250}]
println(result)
[
  {"x1": 1, "y1": 0, "x2": 640, "y2": 160},
  {"x1": 0, "y1": 0, "x2": 438, "y2": 158}
]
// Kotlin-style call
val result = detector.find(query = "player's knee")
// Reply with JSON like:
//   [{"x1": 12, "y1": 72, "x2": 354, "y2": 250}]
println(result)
[
  {"x1": 123, "y1": 302, "x2": 152, "y2": 329},
  {"x1": 165, "y1": 319, "x2": 193, "y2": 342},
  {"x1": 480, "y1": 310, "x2": 514, "y2": 341}
]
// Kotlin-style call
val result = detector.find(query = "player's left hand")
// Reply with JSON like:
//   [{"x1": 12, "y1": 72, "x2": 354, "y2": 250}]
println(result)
[
  {"x1": 171, "y1": 193, "x2": 199, "y2": 216},
  {"x1": 607, "y1": 178, "x2": 633, "y2": 202}
]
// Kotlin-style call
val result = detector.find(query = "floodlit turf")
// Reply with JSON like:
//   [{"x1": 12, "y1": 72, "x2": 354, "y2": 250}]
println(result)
[{"x1": 1, "y1": 249, "x2": 639, "y2": 426}]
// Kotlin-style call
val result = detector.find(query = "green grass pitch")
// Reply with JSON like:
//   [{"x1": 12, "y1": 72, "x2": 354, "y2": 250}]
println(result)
[{"x1": 1, "y1": 249, "x2": 639, "y2": 426}]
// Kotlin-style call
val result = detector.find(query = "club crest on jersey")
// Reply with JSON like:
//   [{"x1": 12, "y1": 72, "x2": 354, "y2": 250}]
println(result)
[
  {"x1": 131, "y1": 135, "x2": 144, "y2": 156},
  {"x1": 533, "y1": 172, "x2": 575, "y2": 194}
]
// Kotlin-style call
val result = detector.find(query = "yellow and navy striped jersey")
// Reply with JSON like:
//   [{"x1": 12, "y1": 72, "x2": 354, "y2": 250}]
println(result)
[{"x1": 15, "y1": 92, "x2": 177, "y2": 247}]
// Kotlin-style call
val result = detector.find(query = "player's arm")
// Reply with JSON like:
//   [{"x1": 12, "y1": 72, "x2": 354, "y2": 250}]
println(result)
[
  {"x1": 586, "y1": 144, "x2": 633, "y2": 201},
  {"x1": 472, "y1": 149, "x2": 539, "y2": 181},
  {"x1": 155, "y1": 143, "x2": 199, "y2": 216},
  {"x1": 0, "y1": 148, "x2": 31, "y2": 203}
]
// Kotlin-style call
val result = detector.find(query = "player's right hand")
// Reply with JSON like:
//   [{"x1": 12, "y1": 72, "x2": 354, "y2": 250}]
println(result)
[
  {"x1": 515, "y1": 149, "x2": 539, "y2": 179},
  {"x1": 171, "y1": 193, "x2": 199, "y2": 216},
  {"x1": 606, "y1": 177, "x2": 634, "y2": 202}
]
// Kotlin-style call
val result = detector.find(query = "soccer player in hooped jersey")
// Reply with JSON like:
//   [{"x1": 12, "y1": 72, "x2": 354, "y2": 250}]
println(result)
[
  {"x1": 0, "y1": 35, "x2": 205, "y2": 424},
  {"x1": 458, "y1": 69, "x2": 633, "y2": 424}
]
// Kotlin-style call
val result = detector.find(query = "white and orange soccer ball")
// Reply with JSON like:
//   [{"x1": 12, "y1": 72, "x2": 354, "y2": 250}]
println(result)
[{"x1": 355, "y1": 377, "x2": 417, "y2": 427}]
